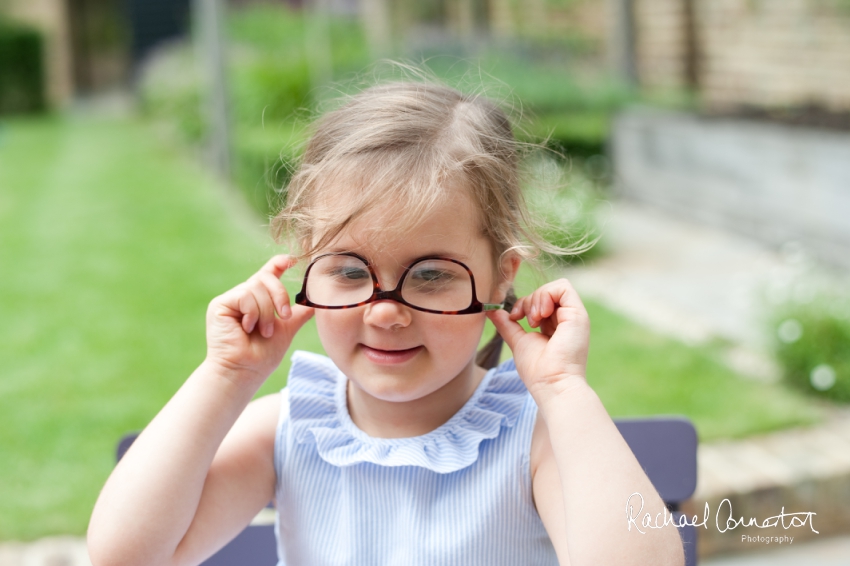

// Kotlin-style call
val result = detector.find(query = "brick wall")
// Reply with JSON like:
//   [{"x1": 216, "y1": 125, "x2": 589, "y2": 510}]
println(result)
[
  {"x1": 635, "y1": 0, "x2": 850, "y2": 111},
  {"x1": 634, "y1": 0, "x2": 690, "y2": 90},
  {"x1": 482, "y1": 0, "x2": 609, "y2": 48}
]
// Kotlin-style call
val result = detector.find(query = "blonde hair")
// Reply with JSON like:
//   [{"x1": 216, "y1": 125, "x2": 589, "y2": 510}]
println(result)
[{"x1": 270, "y1": 65, "x2": 583, "y2": 271}]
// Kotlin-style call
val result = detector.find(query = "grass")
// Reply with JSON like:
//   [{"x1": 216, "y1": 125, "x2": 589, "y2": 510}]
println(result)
[
  {"x1": 0, "y1": 116, "x2": 823, "y2": 540},
  {"x1": 0, "y1": 116, "x2": 320, "y2": 540},
  {"x1": 582, "y1": 302, "x2": 822, "y2": 439}
]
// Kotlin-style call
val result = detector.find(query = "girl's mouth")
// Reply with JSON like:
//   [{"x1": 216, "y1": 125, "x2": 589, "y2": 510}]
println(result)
[{"x1": 360, "y1": 344, "x2": 423, "y2": 365}]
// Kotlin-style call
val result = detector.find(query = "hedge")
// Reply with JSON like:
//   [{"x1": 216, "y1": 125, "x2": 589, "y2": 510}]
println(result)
[{"x1": 0, "y1": 19, "x2": 46, "y2": 115}]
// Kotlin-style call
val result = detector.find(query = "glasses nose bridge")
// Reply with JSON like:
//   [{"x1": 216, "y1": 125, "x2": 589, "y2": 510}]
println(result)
[
  {"x1": 370, "y1": 263, "x2": 408, "y2": 307},
  {"x1": 371, "y1": 263, "x2": 407, "y2": 294},
  {"x1": 366, "y1": 265, "x2": 412, "y2": 315},
  {"x1": 372, "y1": 288, "x2": 405, "y2": 304}
]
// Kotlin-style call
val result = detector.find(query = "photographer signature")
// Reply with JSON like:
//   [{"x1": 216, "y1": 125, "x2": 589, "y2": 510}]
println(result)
[{"x1": 626, "y1": 492, "x2": 818, "y2": 534}]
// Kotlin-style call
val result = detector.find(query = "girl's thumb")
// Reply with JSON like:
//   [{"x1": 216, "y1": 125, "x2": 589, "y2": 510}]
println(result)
[
  {"x1": 271, "y1": 304, "x2": 314, "y2": 349},
  {"x1": 486, "y1": 309, "x2": 526, "y2": 352},
  {"x1": 287, "y1": 304, "x2": 315, "y2": 329}
]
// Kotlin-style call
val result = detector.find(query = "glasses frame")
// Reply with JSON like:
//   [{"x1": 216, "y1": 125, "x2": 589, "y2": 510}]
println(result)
[{"x1": 294, "y1": 252, "x2": 505, "y2": 315}]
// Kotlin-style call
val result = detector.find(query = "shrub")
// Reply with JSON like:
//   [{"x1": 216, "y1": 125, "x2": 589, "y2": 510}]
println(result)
[
  {"x1": 772, "y1": 297, "x2": 850, "y2": 402},
  {"x1": 524, "y1": 110, "x2": 611, "y2": 160},
  {"x1": 137, "y1": 5, "x2": 370, "y2": 217},
  {"x1": 228, "y1": 54, "x2": 311, "y2": 126},
  {"x1": 422, "y1": 55, "x2": 640, "y2": 163},
  {"x1": 136, "y1": 41, "x2": 205, "y2": 141},
  {"x1": 523, "y1": 156, "x2": 606, "y2": 265},
  {"x1": 232, "y1": 124, "x2": 306, "y2": 219},
  {"x1": 0, "y1": 18, "x2": 45, "y2": 115}
]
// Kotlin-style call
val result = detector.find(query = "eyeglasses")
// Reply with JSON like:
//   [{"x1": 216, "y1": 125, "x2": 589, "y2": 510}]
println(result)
[{"x1": 293, "y1": 252, "x2": 506, "y2": 314}]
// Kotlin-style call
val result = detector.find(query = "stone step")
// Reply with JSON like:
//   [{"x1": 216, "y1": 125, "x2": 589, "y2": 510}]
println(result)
[
  {"x1": 691, "y1": 411, "x2": 850, "y2": 558},
  {"x1": 0, "y1": 537, "x2": 90, "y2": 566}
]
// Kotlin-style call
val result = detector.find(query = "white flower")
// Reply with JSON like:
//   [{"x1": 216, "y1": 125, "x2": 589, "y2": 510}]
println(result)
[
  {"x1": 777, "y1": 319, "x2": 803, "y2": 344},
  {"x1": 810, "y1": 364, "x2": 836, "y2": 391}
]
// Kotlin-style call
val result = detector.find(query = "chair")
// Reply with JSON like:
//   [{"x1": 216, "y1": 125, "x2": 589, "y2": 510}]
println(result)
[
  {"x1": 615, "y1": 416, "x2": 699, "y2": 566},
  {"x1": 117, "y1": 415, "x2": 698, "y2": 565}
]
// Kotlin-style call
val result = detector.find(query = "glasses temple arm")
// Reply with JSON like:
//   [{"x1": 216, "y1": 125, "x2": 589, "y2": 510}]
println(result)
[{"x1": 481, "y1": 288, "x2": 517, "y2": 312}]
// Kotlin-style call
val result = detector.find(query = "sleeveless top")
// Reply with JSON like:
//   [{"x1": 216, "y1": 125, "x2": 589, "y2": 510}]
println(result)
[{"x1": 273, "y1": 350, "x2": 559, "y2": 566}]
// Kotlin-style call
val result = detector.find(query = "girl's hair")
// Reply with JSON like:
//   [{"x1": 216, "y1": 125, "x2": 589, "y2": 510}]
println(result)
[{"x1": 271, "y1": 64, "x2": 585, "y2": 368}]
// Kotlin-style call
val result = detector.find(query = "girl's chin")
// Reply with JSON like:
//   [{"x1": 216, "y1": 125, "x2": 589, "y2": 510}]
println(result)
[{"x1": 359, "y1": 344, "x2": 424, "y2": 365}]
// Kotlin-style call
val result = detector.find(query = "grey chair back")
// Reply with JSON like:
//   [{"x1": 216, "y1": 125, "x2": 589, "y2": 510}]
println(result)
[{"x1": 615, "y1": 416, "x2": 699, "y2": 566}]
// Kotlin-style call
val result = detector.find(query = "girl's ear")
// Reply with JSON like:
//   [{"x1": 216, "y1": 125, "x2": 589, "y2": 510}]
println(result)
[{"x1": 495, "y1": 252, "x2": 521, "y2": 302}]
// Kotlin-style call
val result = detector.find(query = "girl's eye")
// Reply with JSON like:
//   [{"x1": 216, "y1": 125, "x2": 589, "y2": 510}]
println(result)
[
  {"x1": 329, "y1": 267, "x2": 370, "y2": 281},
  {"x1": 411, "y1": 269, "x2": 453, "y2": 283}
]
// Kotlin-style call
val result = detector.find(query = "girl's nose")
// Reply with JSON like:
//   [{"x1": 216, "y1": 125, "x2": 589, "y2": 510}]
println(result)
[{"x1": 363, "y1": 300, "x2": 413, "y2": 330}]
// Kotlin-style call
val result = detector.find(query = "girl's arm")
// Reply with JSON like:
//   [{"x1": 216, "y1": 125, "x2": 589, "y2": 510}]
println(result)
[
  {"x1": 488, "y1": 280, "x2": 685, "y2": 566},
  {"x1": 87, "y1": 255, "x2": 313, "y2": 566}
]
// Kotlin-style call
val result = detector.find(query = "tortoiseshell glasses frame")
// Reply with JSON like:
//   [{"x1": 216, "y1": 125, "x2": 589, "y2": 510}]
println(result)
[{"x1": 293, "y1": 252, "x2": 506, "y2": 315}]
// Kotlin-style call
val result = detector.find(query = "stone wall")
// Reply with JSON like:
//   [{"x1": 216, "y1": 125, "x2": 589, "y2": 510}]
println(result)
[
  {"x1": 635, "y1": 0, "x2": 850, "y2": 111},
  {"x1": 611, "y1": 108, "x2": 850, "y2": 268}
]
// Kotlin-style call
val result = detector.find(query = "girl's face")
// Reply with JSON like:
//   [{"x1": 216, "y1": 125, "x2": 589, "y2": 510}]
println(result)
[{"x1": 310, "y1": 190, "x2": 518, "y2": 405}]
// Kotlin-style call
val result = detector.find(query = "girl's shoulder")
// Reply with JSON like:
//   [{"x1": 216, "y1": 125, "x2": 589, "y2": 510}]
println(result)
[{"x1": 239, "y1": 392, "x2": 284, "y2": 449}]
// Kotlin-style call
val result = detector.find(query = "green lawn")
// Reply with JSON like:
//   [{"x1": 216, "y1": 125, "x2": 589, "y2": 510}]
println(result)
[
  {"x1": 0, "y1": 116, "x2": 321, "y2": 540},
  {"x1": 0, "y1": 116, "x2": 822, "y2": 540}
]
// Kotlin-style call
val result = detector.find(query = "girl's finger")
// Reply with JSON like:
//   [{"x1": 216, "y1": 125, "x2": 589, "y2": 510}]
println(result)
[
  {"x1": 287, "y1": 304, "x2": 316, "y2": 331},
  {"x1": 257, "y1": 271, "x2": 292, "y2": 319},
  {"x1": 238, "y1": 288, "x2": 261, "y2": 335},
  {"x1": 539, "y1": 287, "x2": 556, "y2": 320},
  {"x1": 260, "y1": 254, "x2": 297, "y2": 279},
  {"x1": 535, "y1": 280, "x2": 581, "y2": 317},
  {"x1": 246, "y1": 278, "x2": 277, "y2": 338},
  {"x1": 540, "y1": 315, "x2": 558, "y2": 338},
  {"x1": 487, "y1": 309, "x2": 527, "y2": 352},
  {"x1": 209, "y1": 286, "x2": 242, "y2": 318},
  {"x1": 509, "y1": 296, "x2": 526, "y2": 321},
  {"x1": 550, "y1": 279, "x2": 589, "y2": 326},
  {"x1": 265, "y1": 303, "x2": 315, "y2": 351},
  {"x1": 534, "y1": 287, "x2": 549, "y2": 323},
  {"x1": 529, "y1": 291, "x2": 542, "y2": 328}
]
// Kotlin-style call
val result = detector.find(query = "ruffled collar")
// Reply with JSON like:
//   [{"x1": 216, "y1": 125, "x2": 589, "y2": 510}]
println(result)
[{"x1": 287, "y1": 350, "x2": 528, "y2": 474}]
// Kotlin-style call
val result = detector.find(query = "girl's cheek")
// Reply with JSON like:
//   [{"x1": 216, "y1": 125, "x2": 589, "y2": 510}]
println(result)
[
  {"x1": 429, "y1": 316, "x2": 486, "y2": 350},
  {"x1": 315, "y1": 311, "x2": 358, "y2": 347}
]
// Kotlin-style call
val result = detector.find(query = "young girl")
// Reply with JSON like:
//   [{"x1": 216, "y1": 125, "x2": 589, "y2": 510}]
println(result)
[{"x1": 88, "y1": 78, "x2": 685, "y2": 565}]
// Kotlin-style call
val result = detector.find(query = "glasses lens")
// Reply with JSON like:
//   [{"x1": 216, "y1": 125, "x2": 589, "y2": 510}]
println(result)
[
  {"x1": 401, "y1": 259, "x2": 473, "y2": 312},
  {"x1": 305, "y1": 255, "x2": 373, "y2": 307}
]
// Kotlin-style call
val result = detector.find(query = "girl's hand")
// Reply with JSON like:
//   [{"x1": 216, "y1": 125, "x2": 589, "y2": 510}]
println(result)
[
  {"x1": 486, "y1": 278, "x2": 590, "y2": 411},
  {"x1": 205, "y1": 254, "x2": 313, "y2": 384}
]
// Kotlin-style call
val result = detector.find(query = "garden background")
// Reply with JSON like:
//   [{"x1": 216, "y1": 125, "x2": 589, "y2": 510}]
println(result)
[{"x1": 2, "y1": 0, "x2": 849, "y2": 560}]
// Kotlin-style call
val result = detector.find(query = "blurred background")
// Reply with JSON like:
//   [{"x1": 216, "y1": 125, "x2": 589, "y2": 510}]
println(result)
[{"x1": 1, "y1": 0, "x2": 849, "y2": 563}]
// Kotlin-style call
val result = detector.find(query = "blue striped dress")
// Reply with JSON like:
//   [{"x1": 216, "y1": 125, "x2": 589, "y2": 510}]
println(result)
[{"x1": 273, "y1": 350, "x2": 559, "y2": 565}]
